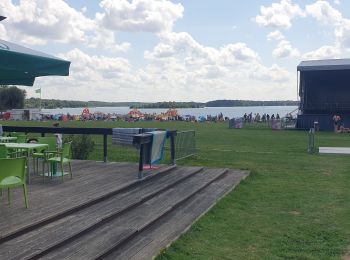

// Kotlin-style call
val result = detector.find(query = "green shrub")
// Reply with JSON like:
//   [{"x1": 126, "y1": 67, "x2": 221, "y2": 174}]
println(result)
[{"x1": 64, "y1": 134, "x2": 95, "y2": 160}]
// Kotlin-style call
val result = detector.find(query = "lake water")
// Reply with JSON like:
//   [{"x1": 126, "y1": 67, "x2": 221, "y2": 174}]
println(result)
[{"x1": 43, "y1": 106, "x2": 298, "y2": 119}]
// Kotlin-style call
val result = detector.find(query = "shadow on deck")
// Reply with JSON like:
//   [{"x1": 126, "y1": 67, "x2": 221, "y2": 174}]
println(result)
[{"x1": 0, "y1": 160, "x2": 249, "y2": 260}]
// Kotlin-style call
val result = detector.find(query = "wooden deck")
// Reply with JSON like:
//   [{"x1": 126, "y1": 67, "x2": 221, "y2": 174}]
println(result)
[{"x1": 0, "y1": 160, "x2": 249, "y2": 260}]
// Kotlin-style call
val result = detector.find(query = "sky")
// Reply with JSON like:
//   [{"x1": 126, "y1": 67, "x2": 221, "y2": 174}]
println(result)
[{"x1": 1, "y1": 0, "x2": 350, "y2": 102}]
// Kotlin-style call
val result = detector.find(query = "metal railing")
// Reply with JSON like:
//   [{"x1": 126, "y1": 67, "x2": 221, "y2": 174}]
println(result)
[
  {"x1": 174, "y1": 130, "x2": 196, "y2": 161},
  {"x1": 2, "y1": 125, "x2": 178, "y2": 179}
]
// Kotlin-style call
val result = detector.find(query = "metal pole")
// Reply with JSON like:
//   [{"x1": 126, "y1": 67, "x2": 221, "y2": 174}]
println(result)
[
  {"x1": 170, "y1": 133, "x2": 176, "y2": 165},
  {"x1": 103, "y1": 134, "x2": 107, "y2": 162},
  {"x1": 39, "y1": 88, "x2": 42, "y2": 113},
  {"x1": 308, "y1": 128, "x2": 315, "y2": 153},
  {"x1": 296, "y1": 71, "x2": 299, "y2": 102},
  {"x1": 138, "y1": 144, "x2": 144, "y2": 179}
]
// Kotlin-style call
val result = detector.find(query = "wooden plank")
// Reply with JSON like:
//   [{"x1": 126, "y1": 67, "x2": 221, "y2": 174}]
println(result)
[
  {"x1": 0, "y1": 166, "x2": 202, "y2": 259},
  {"x1": 42, "y1": 168, "x2": 227, "y2": 259},
  {"x1": 108, "y1": 169, "x2": 249, "y2": 260},
  {"x1": 0, "y1": 159, "x2": 248, "y2": 260},
  {"x1": 0, "y1": 161, "x2": 175, "y2": 241}
]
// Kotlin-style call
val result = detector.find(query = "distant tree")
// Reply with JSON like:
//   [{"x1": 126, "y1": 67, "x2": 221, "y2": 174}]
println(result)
[{"x1": 0, "y1": 85, "x2": 26, "y2": 110}]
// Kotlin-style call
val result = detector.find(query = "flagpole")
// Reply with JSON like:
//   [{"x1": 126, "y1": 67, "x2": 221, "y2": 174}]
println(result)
[{"x1": 39, "y1": 88, "x2": 42, "y2": 112}]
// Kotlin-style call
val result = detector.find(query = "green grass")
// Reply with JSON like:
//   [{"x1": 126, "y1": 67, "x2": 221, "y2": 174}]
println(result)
[{"x1": 3, "y1": 120, "x2": 350, "y2": 259}]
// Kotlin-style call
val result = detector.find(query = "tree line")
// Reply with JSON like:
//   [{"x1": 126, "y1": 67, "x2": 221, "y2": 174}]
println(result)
[
  {"x1": 0, "y1": 85, "x2": 26, "y2": 111},
  {"x1": 25, "y1": 98, "x2": 142, "y2": 109},
  {"x1": 206, "y1": 100, "x2": 299, "y2": 107},
  {"x1": 25, "y1": 99, "x2": 299, "y2": 109},
  {"x1": 0, "y1": 86, "x2": 299, "y2": 111},
  {"x1": 130, "y1": 101, "x2": 204, "y2": 109}
]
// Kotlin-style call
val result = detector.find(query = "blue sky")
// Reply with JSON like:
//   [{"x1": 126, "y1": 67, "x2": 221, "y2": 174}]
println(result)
[{"x1": 1, "y1": 0, "x2": 350, "y2": 102}]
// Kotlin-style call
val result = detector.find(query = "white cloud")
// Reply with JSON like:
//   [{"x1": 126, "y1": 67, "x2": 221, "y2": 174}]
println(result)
[
  {"x1": 59, "y1": 48, "x2": 131, "y2": 82},
  {"x1": 0, "y1": 24, "x2": 7, "y2": 39},
  {"x1": 0, "y1": 0, "x2": 297, "y2": 101},
  {"x1": 0, "y1": 0, "x2": 95, "y2": 45},
  {"x1": 302, "y1": 45, "x2": 341, "y2": 60},
  {"x1": 36, "y1": 48, "x2": 139, "y2": 101},
  {"x1": 272, "y1": 40, "x2": 300, "y2": 58},
  {"x1": 96, "y1": 0, "x2": 184, "y2": 32},
  {"x1": 334, "y1": 20, "x2": 350, "y2": 49},
  {"x1": 0, "y1": 0, "x2": 130, "y2": 52},
  {"x1": 255, "y1": 0, "x2": 305, "y2": 29},
  {"x1": 220, "y1": 43, "x2": 260, "y2": 62},
  {"x1": 267, "y1": 30, "x2": 285, "y2": 41},
  {"x1": 250, "y1": 64, "x2": 291, "y2": 82},
  {"x1": 305, "y1": 1, "x2": 350, "y2": 50},
  {"x1": 305, "y1": 0, "x2": 342, "y2": 25},
  {"x1": 88, "y1": 28, "x2": 131, "y2": 52},
  {"x1": 35, "y1": 31, "x2": 295, "y2": 102},
  {"x1": 141, "y1": 32, "x2": 294, "y2": 100}
]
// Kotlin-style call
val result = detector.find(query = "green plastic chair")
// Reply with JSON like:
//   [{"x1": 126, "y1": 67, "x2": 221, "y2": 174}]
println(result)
[
  {"x1": 0, "y1": 144, "x2": 7, "y2": 158},
  {"x1": 9, "y1": 132, "x2": 18, "y2": 137},
  {"x1": 47, "y1": 142, "x2": 73, "y2": 181},
  {"x1": 0, "y1": 144, "x2": 26, "y2": 158},
  {"x1": 16, "y1": 135, "x2": 27, "y2": 143},
  {"x1": 6, "y1": 134, "x2": 28, "y2": 157},
  {"x1": 0, "y1": 157, "x2": 28, "y2": 208},
  {"x1": 32, "y1": 137, "x2": 57, "y2": 178}
]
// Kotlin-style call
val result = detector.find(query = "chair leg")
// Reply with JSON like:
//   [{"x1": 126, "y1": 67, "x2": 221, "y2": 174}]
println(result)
[
  {"x1": 42, "y1": 161, "x2": 45, "y2": 183},
  {"x1": 42, "y1": 159, "x2": 46, "y2": 183},
  {"x1": 69, "y1": 162, "x2": 73, "y2": 179},
  {"x1": 33, "y1": 157, "x2": 36, "y2": 174},
  {"x1": 26, "y1": 158, "x2": 30, "y2": 185},
  {"x1": 23, "y1": 184, "x2": 29, "y2": 208},
  {"x1": 42, "y1": 160, "x2": 45, "y2": 176},
  {"x1": 7, "y1": 188, "x2": 10, "y2": 206},
  {"x1": 49, "y1": 163, "x2": 55, "y2": 179},
  {"x1": 61, "y1": 162, "x2": 64, "y2": 182}
]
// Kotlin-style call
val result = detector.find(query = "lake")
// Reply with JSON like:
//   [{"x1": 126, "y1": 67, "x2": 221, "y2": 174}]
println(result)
[{"x1": 43, "y1": 106, "x2": 298, "y2": 119}]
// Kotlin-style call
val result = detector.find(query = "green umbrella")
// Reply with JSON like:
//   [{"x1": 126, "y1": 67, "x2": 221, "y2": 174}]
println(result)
[{"x1": 0, "y1": 39, "x2": 70, "y2": 86}]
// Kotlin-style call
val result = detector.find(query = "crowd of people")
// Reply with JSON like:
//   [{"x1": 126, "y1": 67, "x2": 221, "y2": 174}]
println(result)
[
  {"x1": 242, "y1": 112, "x2": 283, "y2": 123},
  {"x1": 1, "y1": 108, "x2": 295, "y2": 124}
]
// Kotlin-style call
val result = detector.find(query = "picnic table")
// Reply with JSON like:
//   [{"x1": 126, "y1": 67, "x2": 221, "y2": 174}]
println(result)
[
  {"x1": 0, "y1": 136, "x2": 17, "y2": 143},
  {"x1": 4, "y1": 143, "x2": 49, "y2": 183}
]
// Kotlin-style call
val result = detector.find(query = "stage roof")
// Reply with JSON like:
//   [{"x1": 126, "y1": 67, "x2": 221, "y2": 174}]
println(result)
[{"x1": 298, "y1": 59, "x2": 350, "y2": 71}]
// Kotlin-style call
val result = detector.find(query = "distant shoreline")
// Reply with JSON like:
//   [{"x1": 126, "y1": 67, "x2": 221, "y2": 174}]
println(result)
[{"x1": 25, "y1": 98, "x2": 299, "y2": 110}]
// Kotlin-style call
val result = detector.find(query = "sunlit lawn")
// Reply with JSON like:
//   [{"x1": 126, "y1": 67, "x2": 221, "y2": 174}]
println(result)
[{"x1": 3, "y1": 120, "x2": 350, "y2": 259}]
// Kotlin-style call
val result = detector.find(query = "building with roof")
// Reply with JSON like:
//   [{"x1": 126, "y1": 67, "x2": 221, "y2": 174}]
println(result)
[{"x1": 296, "y1": 58, "x2": 350, "y2": 131}]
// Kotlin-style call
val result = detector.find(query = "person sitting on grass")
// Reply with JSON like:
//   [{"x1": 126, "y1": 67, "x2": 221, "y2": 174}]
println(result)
[{"x1": 336, "y1": 124, "x2": 350, "y2": 133}]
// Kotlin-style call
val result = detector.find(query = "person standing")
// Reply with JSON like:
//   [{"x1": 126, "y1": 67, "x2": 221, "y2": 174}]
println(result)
[
  {"x1": 333, "y1": 115, "x2": 341, "y2": 132},
  {"x1": 53, "y1": 122, "x2": 62, "y2": 148}
]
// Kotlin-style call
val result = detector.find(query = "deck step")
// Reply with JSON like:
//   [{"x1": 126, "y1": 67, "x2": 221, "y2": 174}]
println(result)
[
  {"x1": 40, "y1": 168, "x2": 229, "y2": 260},
  {"x1": 108, "y1": 170, "x2": 249, "y2": 260},
  {"x1": 0, "y1": 164, "x2": 177, "y2": 243},
  {"x1": 0, "y1": 166, "x2": 204, "y2": 260},
  {"x1": 0, "y1": 163, "x2": 249, "y2": 260}
]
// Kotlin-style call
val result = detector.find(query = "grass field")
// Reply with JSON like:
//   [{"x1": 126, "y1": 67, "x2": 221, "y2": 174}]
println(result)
[{"x1": 2, "y1": 120, "x2": 350, "y2": 259}]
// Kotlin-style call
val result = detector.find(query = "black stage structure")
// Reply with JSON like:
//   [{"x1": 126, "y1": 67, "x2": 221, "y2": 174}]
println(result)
[{"x1": 296, "y1": 59, "x2": 350, "y2": 131}]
